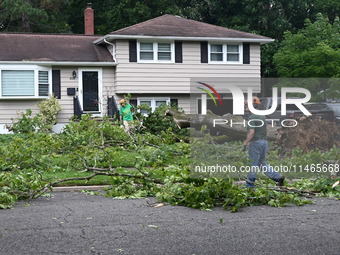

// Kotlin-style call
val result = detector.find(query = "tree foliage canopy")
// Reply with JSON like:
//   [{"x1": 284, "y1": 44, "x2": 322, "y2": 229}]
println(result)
[
  {"x1": 0, "y1": 0, "x2": 71, "y2": 32},
  {"x1": 273, "y1": 14, "x2": 340, "y2": 100},
  {"x1": 274, "y1": 14, "x2": 340, "y2": 78}
]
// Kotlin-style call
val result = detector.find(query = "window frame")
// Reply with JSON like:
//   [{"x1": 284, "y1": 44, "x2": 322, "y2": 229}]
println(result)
[
  {"x1": 78, "y1": 68, "x2": 103, "y2": 116},
  {"x1": 210, "y1": 44, "x2": 224, "y2": 62},
  {"x1": 137, "y1": 41, "x2": 175, "y2": 63},
  {"x1": 0, "y1": 65, "x2": 52, "y2": 99},
  {"x1": 137, "y1": 97, "x2": 170, "y2": 114},
  {"x1": 208, "y1": 43, "x2": 243, "y2": 64}
]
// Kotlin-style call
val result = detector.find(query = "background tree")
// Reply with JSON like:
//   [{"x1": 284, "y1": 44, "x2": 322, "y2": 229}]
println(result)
[
  {"x1": 273, "y1": 14, "x2": 340, "y2": 100},
  {"x1": 274, "y1": 13, "x2": 340, "y2": 78},
  {"x1": 0, "y1": 0, "x2": 71, "y2": 32},
  {"x1": 1, "y1": 0, "x2": 339, "y2": 80},
  {"x1": 313, "y1": 0, "x2": 340, "y2": 22},
  {"x1": 65, "y1": 0, "x2": 211, "y2": 35}
]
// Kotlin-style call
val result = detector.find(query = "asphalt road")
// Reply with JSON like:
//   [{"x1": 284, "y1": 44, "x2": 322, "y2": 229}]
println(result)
[{"x1": 0, "y1": 191, "x2": 339, "y2": 255}]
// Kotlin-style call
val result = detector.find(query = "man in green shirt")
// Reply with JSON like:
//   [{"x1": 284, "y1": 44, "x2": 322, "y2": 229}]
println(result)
[
  {"x1": 243, "y1": 97, "x2": 285, "y2": 187},
  {"x1": 119, "y1": 99, "x2": 133, "y2": 132}
]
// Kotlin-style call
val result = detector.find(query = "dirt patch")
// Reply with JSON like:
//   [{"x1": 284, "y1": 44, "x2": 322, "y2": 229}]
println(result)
[{"x1": 276, "y1": 116, "x2": 340, "y2": 153}]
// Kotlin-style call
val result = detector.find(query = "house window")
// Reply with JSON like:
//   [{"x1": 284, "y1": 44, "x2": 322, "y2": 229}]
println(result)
[
  {"x1": 38, "y1": 71, "x2": 49, "y2": 96},
  {"x1": 210, "y1": 44, "x2": 223, "y2": 61},
  {"x1": 227, "y1": 45, "x2": 240, "y2": 61},
  {"x1": 157, "y1": 43, "x2": 172, "y2": 60},
  {"x1": 138, "y1": 42, "x2": 174, "y2": 62},
  {"x1": 2, "y1": 70, "x2": 35, "y2": 96},
  {"x1": 137, "y1": 97, "x2": 170, "y2": 115},
  {"x1": 209, "y1": 43, "x2": 241, "y2": 63},
  {"x1": 0, "y1": 66, "x2": 51, "y2": 98},
  {"x1": 140, "y1": 42, "x2": 154, "y2": 60}
]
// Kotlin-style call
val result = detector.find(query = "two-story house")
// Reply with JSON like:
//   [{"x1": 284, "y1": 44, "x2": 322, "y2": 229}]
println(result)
[{"x1": 0, "y1": 5, "x2": 273, "y2": 133}]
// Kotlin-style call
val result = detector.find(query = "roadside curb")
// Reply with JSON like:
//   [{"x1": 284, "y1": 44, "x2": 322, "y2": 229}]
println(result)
[{"x1": 52, "y1": 185, "x2": 110, "y2": 192}]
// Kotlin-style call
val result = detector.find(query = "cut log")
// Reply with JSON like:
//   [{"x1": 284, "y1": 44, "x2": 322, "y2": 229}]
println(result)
[{"x1": 165, "y1": 109, "x2": 278, "y2": 141}]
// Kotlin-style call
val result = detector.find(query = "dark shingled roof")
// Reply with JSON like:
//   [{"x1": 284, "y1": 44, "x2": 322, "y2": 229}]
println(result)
[
  {"x1": 109, "y1": 14, "x2": 270, "y2": 40},
  {"x1": 0, "y1": 33, "x2": 113, "y2": 62}
]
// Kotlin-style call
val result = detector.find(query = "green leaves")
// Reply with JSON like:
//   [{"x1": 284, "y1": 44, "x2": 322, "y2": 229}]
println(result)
[
  {"x1": 0, "y1": 170, "x2": 43, "y2": 208},
  {"x1": 38, "y1": 95, "x2": 62, "y2": 132},
  {"x1": 274, "y1": 14, "x2": 340, "y2": 81},
  {"x1": 136, "y1": 104, "x2": 189, "y2": 142},
  {"x1": 0, "y1": 0, "x2": 71, "y2": 33},
  {"x1": 0, "y1": 192, "x2": 17, "y2": 209},
  {"x1": 8, "y1": 96, "x2": 62, "y2": 134},
  {"x1": 105, "y1": 176, "x2": 158, "y2": 199},
  {"x1": 9, "y1": 109, "x2": 42, "y2": 134},
  {"x1": 292, "y1": 178, "x2": 340, "y2": 199},
  {"x1": 155, "y1": 176, "x2": 314, "y2": 212}
]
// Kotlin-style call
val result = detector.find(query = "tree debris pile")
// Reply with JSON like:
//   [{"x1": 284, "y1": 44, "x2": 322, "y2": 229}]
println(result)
[{"x1": 276, "y1": 116, "x2": 340, "y2": 153}]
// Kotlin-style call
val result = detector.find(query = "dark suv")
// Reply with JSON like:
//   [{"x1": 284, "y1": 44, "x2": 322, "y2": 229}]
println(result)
[
  {"x1": 259, "y1": 98, "x2": 338, "y2": 124},
  {"x1": 259, "y1": 97, "x2": 301, "y2": 123},
  {"x1": 322, "y1": 103, "x2": 340, "y2": 124},
  {"x1": 300, "y1": 103, "x2": 336, "y2": 122}
]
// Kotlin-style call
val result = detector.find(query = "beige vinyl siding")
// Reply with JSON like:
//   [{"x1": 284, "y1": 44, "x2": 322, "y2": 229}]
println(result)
[
  {"x1": 0, "y1": 101, "x2": 40, "y2": 124},
  {"x1": 177, "y1": 95, "x2": 191, "y2": 113},
  {"x1": 114, "y1": 40, "x2": 261, "y2": 94},
  {"x1": 0, "y1": 67, "x2": 115, "y2": 128},
  {"x1": 57, "y1": 67, "x2": 78, "y2": 123},
  {"x1": 102, "y1": 67, "x2": 116, "y2": 116}
]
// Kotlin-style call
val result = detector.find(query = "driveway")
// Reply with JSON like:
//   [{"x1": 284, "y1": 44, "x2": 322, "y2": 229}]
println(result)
[{"x1": 0, "y1": 191, "x2": 339, "y2": 255}]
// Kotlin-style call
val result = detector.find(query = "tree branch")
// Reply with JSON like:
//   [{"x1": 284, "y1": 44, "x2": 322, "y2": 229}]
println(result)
[{"x1": 29, "y1": 170, "x2": 164, "y2": 200}]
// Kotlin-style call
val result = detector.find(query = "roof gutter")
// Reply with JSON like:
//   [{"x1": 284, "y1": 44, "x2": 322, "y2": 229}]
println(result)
[
  {"x1": 0, "y1": 61, "x2": 118, "y2": 66},
  {"x1": 94, "y1": 35, "x2": 275, "y2": 45}
]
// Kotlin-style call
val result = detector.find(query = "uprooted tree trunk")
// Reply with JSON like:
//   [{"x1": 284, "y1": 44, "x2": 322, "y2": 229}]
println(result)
[
  {"x1": 276, "y1": 116, "x2": 340, "y2": 153},
  {"x1": 165, "y1": 109, "x2": 278, "y2": 141}
]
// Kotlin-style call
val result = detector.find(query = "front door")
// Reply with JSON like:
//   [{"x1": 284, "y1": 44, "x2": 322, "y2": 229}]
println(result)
[{"x1": 82, "y1": 71, "x2": 100, "y2": 113}]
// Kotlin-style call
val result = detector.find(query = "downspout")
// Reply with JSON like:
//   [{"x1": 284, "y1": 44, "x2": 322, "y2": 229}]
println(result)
[{"x1": 104, "y1": 38, "x2": 117, "y2": 62}]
